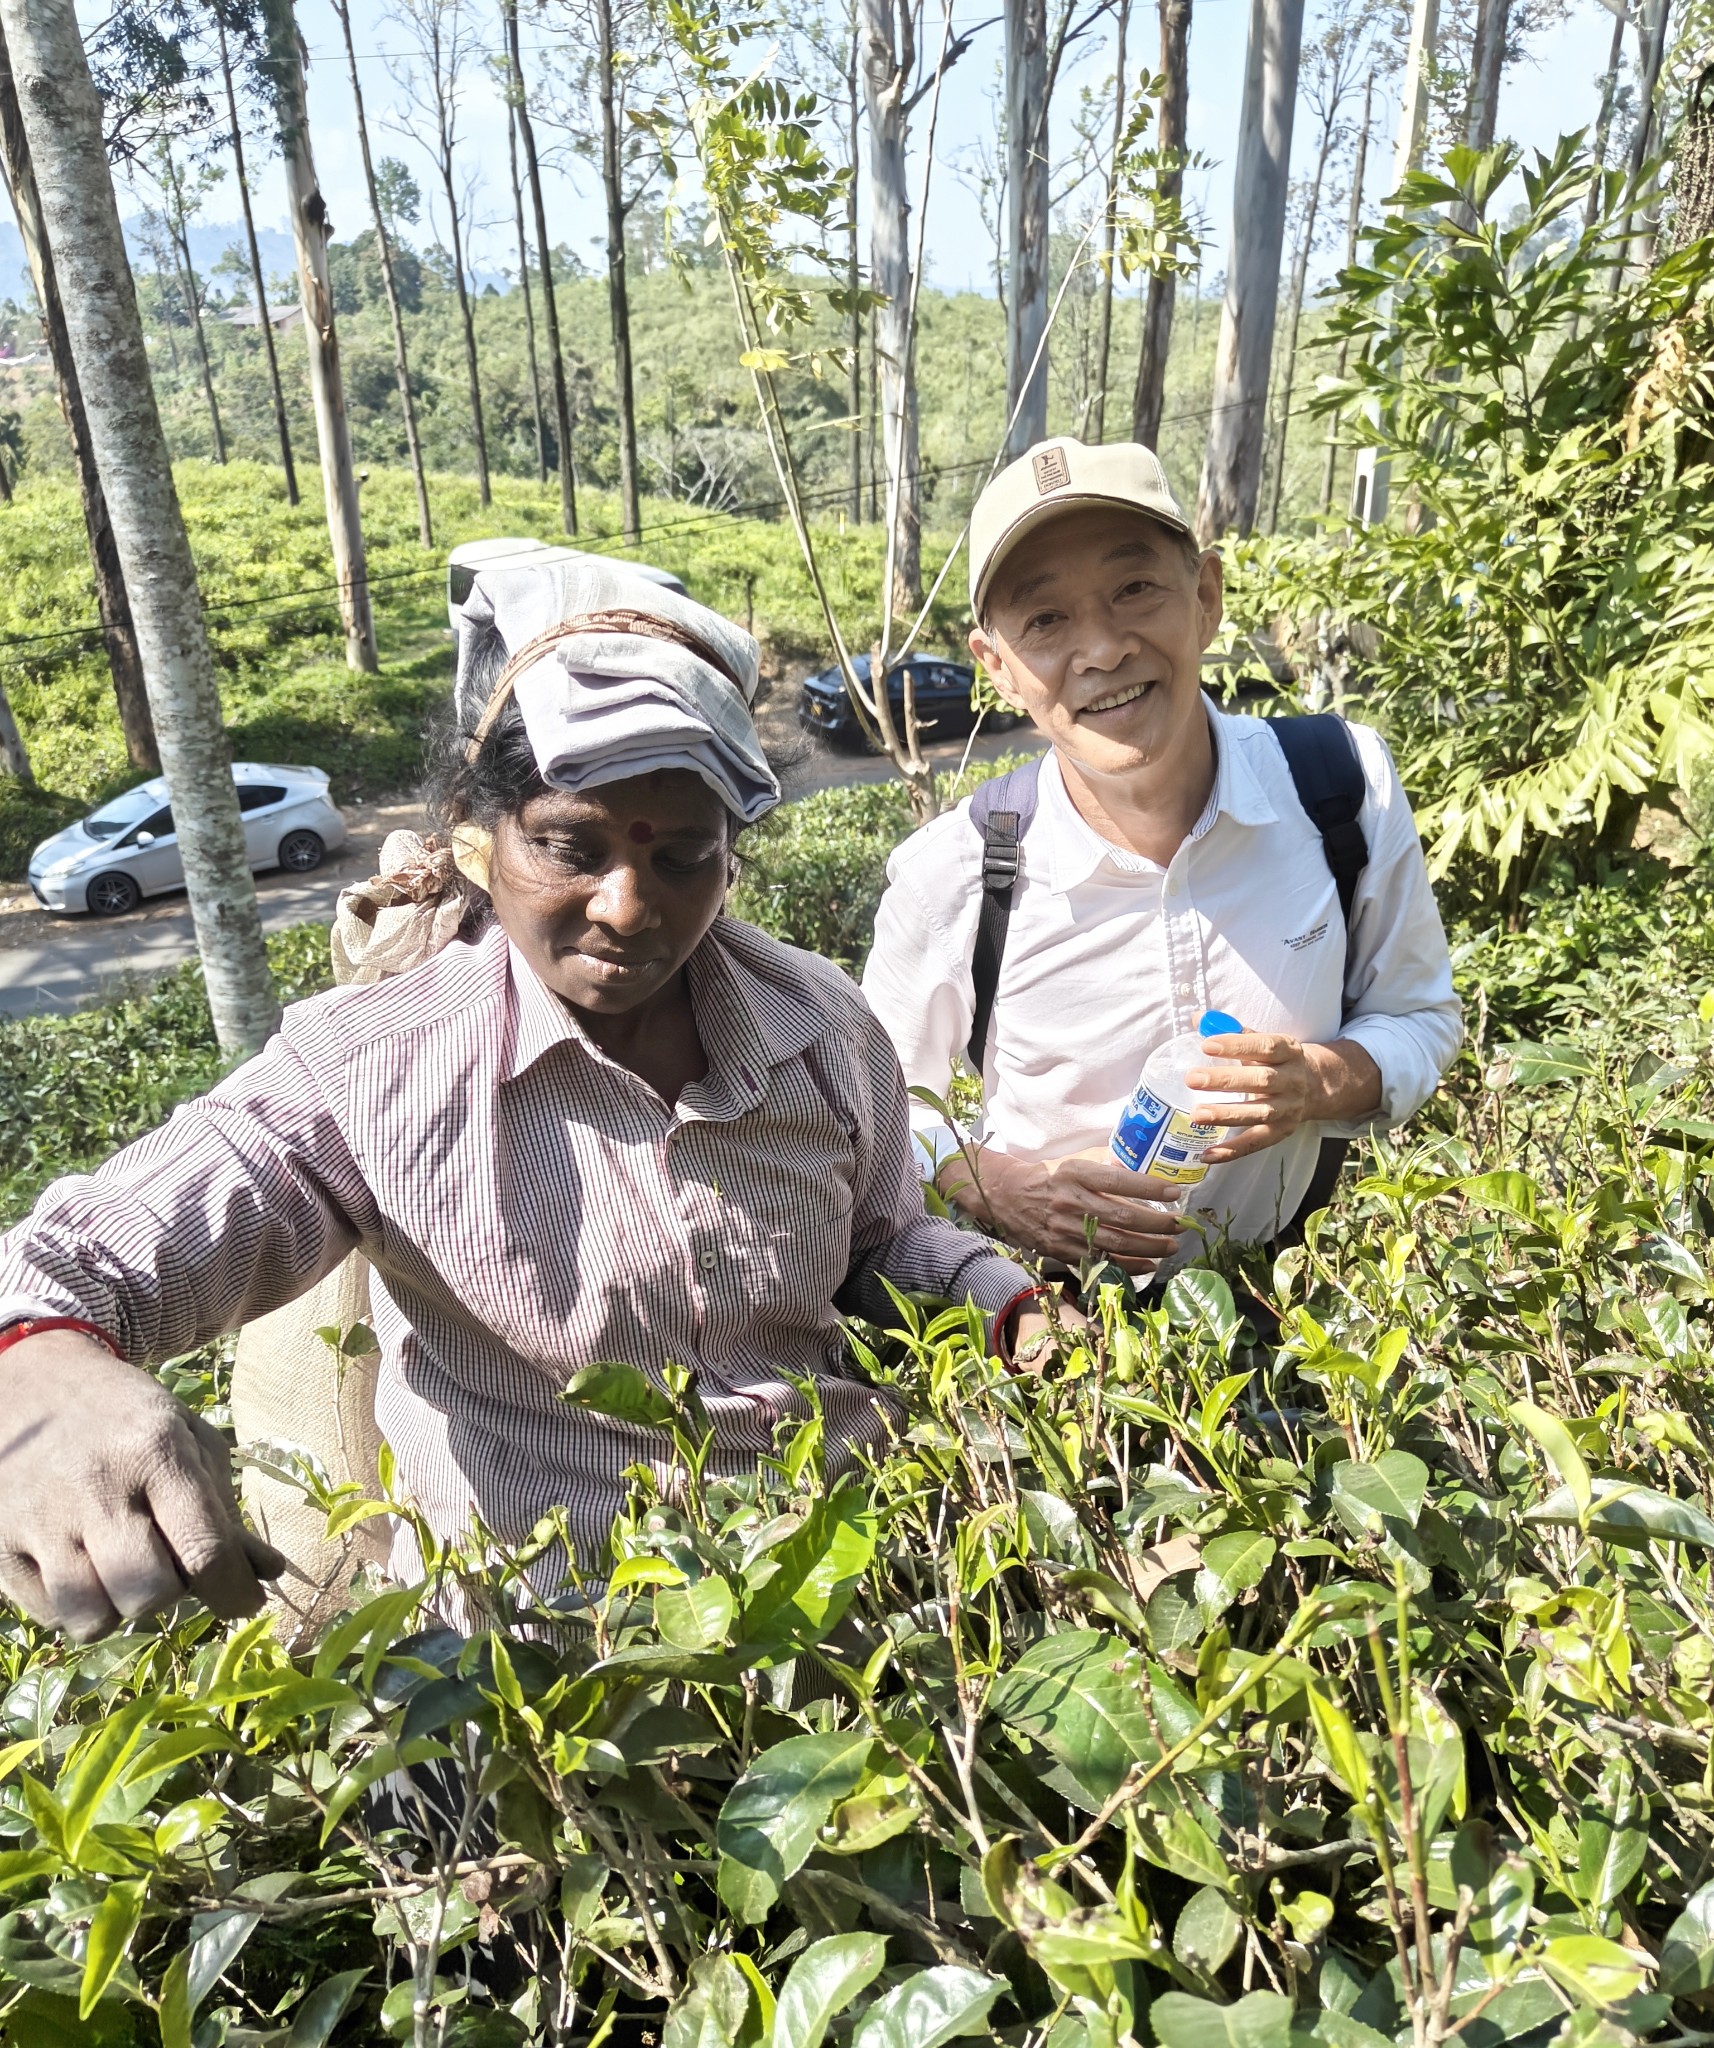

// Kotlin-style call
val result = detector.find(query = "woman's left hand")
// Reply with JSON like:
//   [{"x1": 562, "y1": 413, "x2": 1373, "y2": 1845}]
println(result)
[{"x1": 1007, "y1": 1293, "x2": 1090, "y2": 1374}]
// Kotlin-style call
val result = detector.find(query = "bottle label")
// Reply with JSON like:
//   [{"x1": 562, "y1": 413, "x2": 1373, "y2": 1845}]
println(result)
[{"x1": 1111, "y1": 1086, "x2": 1229, "y2": 1184}]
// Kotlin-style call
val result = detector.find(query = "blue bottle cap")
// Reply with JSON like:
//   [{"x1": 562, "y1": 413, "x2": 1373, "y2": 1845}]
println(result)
[{"x1": 1199, "y1": 1009, "x2": 1242, "y2": 1038}]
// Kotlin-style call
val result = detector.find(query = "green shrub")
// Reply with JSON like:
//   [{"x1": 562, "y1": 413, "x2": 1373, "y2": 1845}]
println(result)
[
  {"x1": 731, "y1": 755, "x2": 1032, "y2": 975},
  {"x1": 1, "y1": 1029, "x2": 1713, "y2": 2044},
  {"x1": 0, "y1": 923, "x2": 332, "y2": 1224},
  {"x1": 0, "y1": 459, "x2": 979, "y2": 879}
]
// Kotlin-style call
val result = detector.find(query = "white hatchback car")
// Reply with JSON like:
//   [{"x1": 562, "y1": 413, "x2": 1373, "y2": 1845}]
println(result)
[{"x1": 27, "y1": 763, "x2": 348, "y2": 917}]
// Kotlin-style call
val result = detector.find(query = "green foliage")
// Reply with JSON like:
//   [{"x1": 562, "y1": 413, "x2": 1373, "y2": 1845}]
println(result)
[
  {"x1": 4, "y1": 1003, "x2": 1714, "y2": 2042},
  {"x1": 1224, "y1": 135, "x2": 1714, "y2": 910},
  {"x1": 0, "y1": 459, "x2": 977, "y2": 880},
  {"x1": 0, "y1": 923, "x2": 333, "y2": 1223}
]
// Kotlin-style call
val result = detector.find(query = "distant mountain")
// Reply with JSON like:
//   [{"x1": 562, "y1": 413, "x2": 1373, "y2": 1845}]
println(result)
[{"x1": 0, "y1": 214, "x2": 509, "y2": 314}]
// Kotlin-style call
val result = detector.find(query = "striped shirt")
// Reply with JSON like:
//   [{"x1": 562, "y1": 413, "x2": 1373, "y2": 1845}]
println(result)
[{"x1": 0, "y1": 918, "x2": 1032, "y2": 1568}]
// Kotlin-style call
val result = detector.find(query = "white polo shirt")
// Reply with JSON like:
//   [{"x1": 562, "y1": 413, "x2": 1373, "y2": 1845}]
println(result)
[{"x1": 861, "y1": 699, "x2": 1463, "y2": 1256}]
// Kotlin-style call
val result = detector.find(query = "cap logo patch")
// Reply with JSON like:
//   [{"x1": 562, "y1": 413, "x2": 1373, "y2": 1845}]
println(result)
[{"x1": 1032, "y1": 447, "x2": 1071, "y2": 494}]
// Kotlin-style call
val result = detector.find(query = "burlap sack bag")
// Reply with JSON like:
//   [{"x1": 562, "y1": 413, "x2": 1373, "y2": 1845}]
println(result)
[{"x1": 231, "y1": 831, "x2": 464, "y2": 1644}]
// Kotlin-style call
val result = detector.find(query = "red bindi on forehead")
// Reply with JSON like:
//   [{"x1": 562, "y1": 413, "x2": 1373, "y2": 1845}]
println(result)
[{"x1": 628, "y1": 821, "x2": 656, "y2": 844}]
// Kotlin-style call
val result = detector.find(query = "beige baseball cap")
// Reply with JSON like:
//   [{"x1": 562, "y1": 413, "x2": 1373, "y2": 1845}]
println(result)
[{"x1": 968, "y1": 436, "x2": 1192, "y2": 615}]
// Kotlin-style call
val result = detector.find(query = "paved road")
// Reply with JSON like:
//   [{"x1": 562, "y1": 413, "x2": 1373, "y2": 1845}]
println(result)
[{"x1": 0, "y1": 727, "x2": 1041, "y2": 1019}]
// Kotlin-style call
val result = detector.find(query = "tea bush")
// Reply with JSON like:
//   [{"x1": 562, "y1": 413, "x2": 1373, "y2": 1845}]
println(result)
[
  {"x1": 6, "y1": 766, "x2": 1714, "y2": 2046},
  {"x1": 2, "y1": 1001, "x2": 1714, "y2": 2047}
]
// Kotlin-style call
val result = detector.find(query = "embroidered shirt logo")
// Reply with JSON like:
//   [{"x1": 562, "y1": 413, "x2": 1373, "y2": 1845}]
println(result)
[
  {"x1": 1032, "y1": 447, "x2": 1071, "y2": 494},
  {"x1": 1284, "y1": 921, "x2": 1329, "y2": 953}
]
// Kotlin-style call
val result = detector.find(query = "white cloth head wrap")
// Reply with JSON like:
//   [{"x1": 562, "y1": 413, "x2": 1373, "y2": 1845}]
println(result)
[{"x1": 452, "y1": 555, "x2": 780, "y2": 823}]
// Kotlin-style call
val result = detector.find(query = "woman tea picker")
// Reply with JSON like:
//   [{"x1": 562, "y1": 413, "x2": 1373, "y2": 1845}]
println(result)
[{"x1": 0, "y1": 562, "x2": 1045, "y2": 1643}]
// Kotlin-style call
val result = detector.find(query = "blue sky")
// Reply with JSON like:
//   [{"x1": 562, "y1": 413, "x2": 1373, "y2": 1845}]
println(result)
[{"x1": 109, "y1": 0, "x2": 1629, "y2": 303}]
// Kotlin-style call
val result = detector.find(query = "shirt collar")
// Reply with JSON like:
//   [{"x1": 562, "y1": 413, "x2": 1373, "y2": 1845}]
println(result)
[
  {"x1": 1037, "y1": 694, "x2": 1278, "y2": 893},
  {"x1": 500, "y1": 915, "x2": 821, "y2": 1098}
]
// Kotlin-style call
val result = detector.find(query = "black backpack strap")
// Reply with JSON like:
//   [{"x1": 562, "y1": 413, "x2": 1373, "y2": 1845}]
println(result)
[
  {"x1": 1271, "y1": 714, "x2": 1369, "y2": 929},
  {"x1": 966, "y1": 758, "x2": 1043, "y2": 1069}
]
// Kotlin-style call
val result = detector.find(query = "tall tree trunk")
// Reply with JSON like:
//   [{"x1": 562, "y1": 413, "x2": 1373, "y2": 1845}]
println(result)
[
  {"x1": 1264, "y1": 111, "x2": 1334, "y2": 534},
  {"x1": 0, "y1": 672, "x2": 30, "y2": 784},
  {"x1": 1464, "y1": 0, "x2": 1509, "y2": 151},
  {"x1": 165, "y1": 154, "x2": 227, "y2": 465},
  {"x1": 507, "y1": 97, "x2": 546, "y2": 484},
  {"x1": 2, "y1": 0, "x2": 277, "y2": 1052},
  {"x1": 1351, "y1": 0, "x2": 1434, "y2": 527},
  {"x1": 861, "y1": 0, "x2": 921, "y2": 609},
  {"x1": 1004, "y1": 0, "x2": 1049, "y2": 454},
  {"x1": 332, "y1": 0, "x2": 430, "y2": 548},
  {"x1": 505, "y1": 0, "x2": 576, "y2": 534},
  {"x1": 1090, "y1": 0, "x2": 1129, "y2": 442},
  {"x1": 846, "y1": 10, "x2": 863, "y2": 519},
  {"x1": 1583, "y1": 4, "x2": 1626, "y2": 230},
  {"x1": 0, "y1": 17, "x2": 155, "y2": 769},
  {"x1": 1319, "y1": 67, "x2": 1371, "y2": 515},
  {"x1": 1132, "y1": 0, "x2": 1191, "y2": 446},
  {"x1": 1194, "y1": 0, "x2": 1303, "y2": 538},
  {"x1": 437, "y1": 156, "x2": 490, "y2": 505},
  {"x1": 216, "y1": 7, "x2": 298, "y2": 505},
  {"x1": 1624, "y1": 0, "x2": 1673, "y2": 271},
  {"x1": 262, "y1": 0, "x2": 376, "y2": 672},
  {"x1": 595, "y1": 0, "x2": 641, "y2": 542}
]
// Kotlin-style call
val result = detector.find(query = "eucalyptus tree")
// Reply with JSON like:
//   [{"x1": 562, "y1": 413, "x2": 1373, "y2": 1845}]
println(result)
[
  {"x1": 1132, "y1": 0, "x2": 1190, "y2": 445},
  {"x1": 331, "y1": 0, "x2": 432, "y2": 545},
  {"x1": 214, "y1": 0, "x2": 297, "y2": 504},
  {"x1": 1318, "y1": 65, "x2": 1372, "y2": 513},
  {"x1": 1195, "y1": 0, "x2": 1305, "y2": 538},
  {"x1": 260, "y1": 0, "x2": 376, "y2": 671},
  {"x1": 1088, "y1": 0, "x2": 1128, "y2": 441},
  {"x1": 504, "y1": 0, "x2": 576, "y2": 533},
  {"x1": 150, "y1": 139, "x2": 227, "y2": 463},
  {"x1": 859, "y1": 0, "x2": 983, "y2": 607},
  {"x1": 539, "y1": 0, "x2": 665, "y2": 543},
  {"x1": 0, "y1": 15, "x2": 156, "y2": 769},
  {"x1": 1005, "y1": 0, "x2": 1049, "y2": 450},
  {"x1": 1004, "y1": 0, "x2": 1113, "y2": 453},
  {"x1": 389, "y1": 0, "x2": 491, "y2": 505},
  {"x1": 1262, "y1": 0, "x2": 1370, "y2": 532},
  {"x1": 0, "y1": 0, "x2": 277, "y2": 1054},
  {"x1": 506, "y1": 97, "x2": 548, "y2": 484}
]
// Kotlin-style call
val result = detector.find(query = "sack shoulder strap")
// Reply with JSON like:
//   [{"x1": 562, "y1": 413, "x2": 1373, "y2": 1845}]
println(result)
[
  {"x1": 966, "y1": 757, "x2": 1043, "y2": 1069},
  {"x1": 1270, "y1": 713, "x2": 1370, "y2": 929}
]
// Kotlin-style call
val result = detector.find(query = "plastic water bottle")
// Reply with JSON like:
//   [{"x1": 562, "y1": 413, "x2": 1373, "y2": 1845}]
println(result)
[{"x1": 1111, "y1": 1009, "x2": 1246, "y2": 1189}]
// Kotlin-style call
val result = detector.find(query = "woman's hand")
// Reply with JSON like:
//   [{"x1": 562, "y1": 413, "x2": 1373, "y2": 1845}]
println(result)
[
  {"x1": 0, "y1": 1332, "x2": 286, "y2": 1642},
  {"x1": 1192, "y1": 1033, "x2": 1382, "y2": 1163},
  {"x1": 1007, "y1": 1292, "x2": 1090, "y2": 1374},
  {"x1": 940, "y1": 1145, "x2": 1187, "y2": 1272}
]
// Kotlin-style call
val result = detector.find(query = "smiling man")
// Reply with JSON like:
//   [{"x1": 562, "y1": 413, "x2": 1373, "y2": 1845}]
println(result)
[{"x1": 861, "y1": 437, "x2": 1462, "y2": 1277}]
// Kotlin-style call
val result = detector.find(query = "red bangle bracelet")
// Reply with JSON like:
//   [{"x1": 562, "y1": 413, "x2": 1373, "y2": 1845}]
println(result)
[
  {"x1": 0, "y1": 1316, "x2": 123, "y2": 1361},
  {"x1": 992, "y1": 1285, "x2": 1047, "y2": 1370}
]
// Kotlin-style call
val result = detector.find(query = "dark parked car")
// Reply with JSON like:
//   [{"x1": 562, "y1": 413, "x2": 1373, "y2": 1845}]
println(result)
[{"x1": 798, "y1": 654, "x2": 1018, "y2": 749}]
